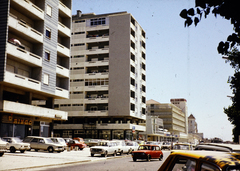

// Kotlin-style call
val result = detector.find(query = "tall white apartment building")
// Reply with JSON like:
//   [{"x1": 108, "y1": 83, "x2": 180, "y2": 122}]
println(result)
[
  {"x1": 54, "y1": 11, "x2": 146, "y2": 140},
  {"x1": 0, "y1": 0, "x2": 71, "y2": 139}
]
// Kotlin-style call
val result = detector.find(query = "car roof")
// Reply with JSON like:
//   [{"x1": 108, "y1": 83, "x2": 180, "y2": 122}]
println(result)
[
  {"x1": 195, "y1": 143, "x2": 240, "y2": 152},
  {"x1": 170, "y1": 150, "x2": 240, "y2": 167}
]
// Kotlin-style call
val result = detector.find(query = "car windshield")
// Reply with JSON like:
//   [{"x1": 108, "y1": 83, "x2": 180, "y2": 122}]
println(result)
[
  {"x1": 138, "y1": 146, "x2": 151, "y2": 150},
  {"x1": 173, "y1": 144, "x2": 190, "y2": 150},
  {"x1": 12, "y1": 138, "x2": 23, "y2": 143},
  {"x1": 45, "y1": 138, "x2": 54, "y2": 143},
  {"x1": 98, "y1": 142, "x2": 108, "y2": 146},
  {"x1": 58, "y1": 139, "x2": 65, "y2": 143}
]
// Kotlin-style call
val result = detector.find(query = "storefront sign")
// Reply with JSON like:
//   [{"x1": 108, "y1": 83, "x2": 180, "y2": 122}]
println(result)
[{"x1": 4, "y1": 115, "x2": 32, "y2": 125}]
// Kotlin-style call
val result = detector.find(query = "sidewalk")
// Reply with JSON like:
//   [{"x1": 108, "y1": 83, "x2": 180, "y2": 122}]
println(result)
[{"x1": 0, "y1": 148, "x2": 124, "y2": 171}]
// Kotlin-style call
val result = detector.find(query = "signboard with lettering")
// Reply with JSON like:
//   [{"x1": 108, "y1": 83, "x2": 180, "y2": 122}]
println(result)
[{"x1": 1, "y1": 114, "x2": 32, "y2": 125}]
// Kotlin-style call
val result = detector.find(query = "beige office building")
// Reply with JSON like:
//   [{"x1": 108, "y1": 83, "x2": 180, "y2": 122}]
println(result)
[
  {"x1": 54, "y1": 11, "x2": 146, "y2": 140},
  {"x1": 146, "y1": 99, "x2": 188, "y2": 142},
  {"x1": 0, "y1": 0, "x2": 72, "y2": 138}
]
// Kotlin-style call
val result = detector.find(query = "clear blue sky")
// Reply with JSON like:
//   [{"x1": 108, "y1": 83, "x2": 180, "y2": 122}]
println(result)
[{"x1": 72, "y1": 0, "x2": 234, "y2": 141}]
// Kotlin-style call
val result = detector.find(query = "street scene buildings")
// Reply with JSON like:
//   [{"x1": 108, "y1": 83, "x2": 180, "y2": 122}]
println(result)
[
  {"x1": 0, "y1": 0, "x2": 72, "y2": 138},
  {"x1": 54, "y1": 10, "x2": 147, "y2": 140},
  {"x1": 0, "y1": 1, "x2": 203, "y2": 143}
]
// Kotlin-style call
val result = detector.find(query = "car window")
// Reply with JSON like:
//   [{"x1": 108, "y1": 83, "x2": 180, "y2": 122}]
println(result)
[
  {"x1": 45, "y1": 139, "x2": 53, "y2": 143},
  {"x1": 171, "y1": 157, "x2": 196, "y2": 171},
  {"x1": 39, "y1": 139, "x2": 45, "y2": 143},
  {"x1": 32, "y1": 138, "x2": 39, "y2": 143},
  {"x1": 156, "y1": 146, "x2": 160, "y2": 151},
  {"x1": 200, "y1": 163, "x2": 220, "y2": 171}
]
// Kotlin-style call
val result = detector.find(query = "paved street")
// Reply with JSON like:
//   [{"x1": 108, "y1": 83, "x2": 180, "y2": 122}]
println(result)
[{"x1": 0, "y1": 148, "x2": 170, "y2": 171}]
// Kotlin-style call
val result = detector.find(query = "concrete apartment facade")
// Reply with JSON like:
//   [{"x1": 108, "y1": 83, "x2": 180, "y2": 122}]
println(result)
[
  {"x1": 0, "y1": 0, "x2": 71, "y2": 139},
  {"x1": 146, "y1": 99, "x2": 188, "y2": 142},
  {"x1": 54, "y1": 11, "x2": 146, "y2": 140},
  {"x1": 188, "y1": 114, "x2": 203, "y2": 144}
]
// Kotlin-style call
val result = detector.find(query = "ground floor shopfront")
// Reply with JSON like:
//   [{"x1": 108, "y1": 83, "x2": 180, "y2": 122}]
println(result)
[
  {"x1": 0, "y1": 113, "x2": 54, "y2": 139},
  {"x1": 54, "y1": 129, "x2": 141, "y2": 141}
]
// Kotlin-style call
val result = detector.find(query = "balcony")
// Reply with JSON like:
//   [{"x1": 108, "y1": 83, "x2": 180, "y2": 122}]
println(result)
[
  {"x1": 96, "y1": 122, "x2": 146, "y2": 131},
  {"x1": 8, "y1": 14, "x2": 43, "y2": 43},
  {"x1": 58, "y1": 22, "x2": 71, "y2": 37},
  {"x1": 12, "y1": 0, "x2": 44, "y2": 20},
  {"x1": 56, "y1": 65, "x2": 69, "y2": 78},
  {"x1": 3, "y1": 100, "x2": 67, "y2": 120},
  {"x1": 84, "y1": 85, "x2": 108, "y2": 91},
  {"x1": 58, "y1": 1, "x2": 71, "y2": 18},
  {"x1": 86, "y1": 35, "x2": 109, "y2": 43},
  {"x1": 85, "y1": 97, "x2": 108, "y2": 103},
  {"x1": 57, "y1": 43, "x2": 70, "y2": 57},
  {"x1": 4, "y1": 71, "x2": 41, "y2": 91},
  {"x1": 85, "y1": 59, "x2": 109, "y2": 67},
  {"x1": 7, "y1": 43, "x2": 42, "y2": 67},
  {"x1": 84, "y1": 110, "x2": 108, "y2": 116},
  {"x1": 55, "y1": 87, "x2": 69, "y2": 99},
  {"x1": 85, "y1": 72, "x2": 109, "y2": 79}
]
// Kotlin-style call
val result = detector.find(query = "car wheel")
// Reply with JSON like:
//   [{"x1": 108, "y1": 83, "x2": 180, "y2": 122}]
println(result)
[
  {"x1": 147, "y1": 155, "x2": 151, "y2": 162},
  {"x1": 119, "y1": 151, "x2": 123, "y2": 156},
  {"x1": 0, "y1": 153, "x2": 4, "y2": 157},
  {"x1": 133, "y1": 157, "x2": 137, "y2": 162},
  {"x1": 91, "y1": 153, "x2": 94, "y2": 157},
  {"x1": 104, "y1": 151, "x2": 108, "y2": 157},
  {"x1": 113, "y1": 151, "x2": 117, "y2": 157},
  {"x1": 159, "y1": 154, "x2": 163, "y2": 161},
  {"x1": 80, "y1": 148, "x2": 83, "y2": 150},
  {"x1": 20, "y1": 150, "x2": 25, "y2": 153},
  {"x1": 10, "y1": 147, "x2": 16, "y2": 153},
  {"x1": 48, "y1": 147, "x2": 54, "y2": 153}
]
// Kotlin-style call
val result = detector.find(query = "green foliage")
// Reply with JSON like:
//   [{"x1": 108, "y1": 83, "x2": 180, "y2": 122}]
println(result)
[{"x1": 180, "y1": 0, "x2": 240, "y2": 142}]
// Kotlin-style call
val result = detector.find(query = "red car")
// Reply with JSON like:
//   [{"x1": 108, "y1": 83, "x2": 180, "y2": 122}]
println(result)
[
  {"x1": 67, "y1": 140, "x2": 86, "y2": 150},
  {"x1": 132, "y1": 144, "x2": 163, "y2": 162}
]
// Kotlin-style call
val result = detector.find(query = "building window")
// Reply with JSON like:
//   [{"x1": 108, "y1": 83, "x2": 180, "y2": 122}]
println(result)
[
  {"x1": 75, "y1": 20, "x2": 85, "y2": 23},
  {"x1": 46, "y1": 27, "x2": 51, "y2": 39},
  {"x1": 74, "y1": 43, "x2": 85, "y2": 46},
  {"x1": 44, "y1": 50, "x2": 50, "y2": 61},
  {"x1": 46, "y1": 5, "x2": 52, "y2": 17},
  {"x1": 43, "y1": 73, "x2": 49, "y2": 85},
  {"x1": 90, "y1": 18, "x2": 106, "y2": 26}
]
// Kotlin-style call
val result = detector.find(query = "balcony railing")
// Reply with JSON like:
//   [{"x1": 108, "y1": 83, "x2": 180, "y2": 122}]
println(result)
[
  {"x1": 58, "y1": 22, "x2": 71, "y2": 37},
  {"x1": 56, "y1": 65, "x2": 69, "y2": 78},
  {"x1": 55, "y1": 87, "x2": 69, "y2": 99},
  {"x1": 57, "y1": 43, "x2": 70, "y2": 57},
  {"x1": 58, "y1": 1, "x2": 71, "y2": 17}
]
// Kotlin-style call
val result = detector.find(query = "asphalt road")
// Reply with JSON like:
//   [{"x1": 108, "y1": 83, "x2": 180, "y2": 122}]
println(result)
[{"x1": 41, "y1": 151, "x2": 171, "y2": 171}]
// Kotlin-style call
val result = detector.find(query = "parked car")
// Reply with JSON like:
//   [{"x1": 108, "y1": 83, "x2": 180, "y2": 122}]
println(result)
[
  {"x1": 23, "y1": 136, "x2": 64, "y2": 153},
  {"x1": 0, "y1": 138, "x2": 8, "y2": 156},
  {"x1": 2, "y1": 137, "x2": 30, "y2": 153},
  {"x1": 88, "y1": 139, "x2": 101, "y2": 147},
  {"x1": 51, "y1": 137, "x2": 67, "y2": 150},
  {"x1": 73, "y1": 137, "x2": 87, "y2": 148},
  {"x1": 67, "y1": 140, "x2": 86, "y2": 150},
  {"x1": 90, "y1": 140, "x2": 118, "y2": 157},
  {"x1": 194, "y1": 143, "x2": 240, "y2": 153},
  {"x1": 172, "y1": 143, "x2": 193, "y2": 151},
  {"x1": 126, "y1": 141, "x2": 139, "y2": 153},
  {"x1": 158, "y1": 150, "x2": 240, "y2": 171},
  {"x1": 113, "y1": 140, "x2": 129, "y2": 155},
  {"x1": 63, "y1": 138, "x2": 73, "y2": 143},
  {"x1": 161, "y1": 142, "x2": 171, "y2": 150},
  {"x1": 132, "y1": 144, "x2": 163, "y2": 162}
]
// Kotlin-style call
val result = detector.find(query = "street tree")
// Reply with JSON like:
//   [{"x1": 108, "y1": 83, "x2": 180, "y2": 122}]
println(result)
[{"x1": 180, "y1": 0, "x2": 240, "y2": 142}]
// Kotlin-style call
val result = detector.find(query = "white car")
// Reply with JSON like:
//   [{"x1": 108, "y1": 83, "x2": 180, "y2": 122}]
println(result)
[
  {"x1": 90, "y1": 141, "x2": 118, "y2": 157},
  {"x1": 126, "y1": 141, "x2": 139, "y2": 153},
  {"x1": 2, "y1": 137, "x2": 30, "y2": 153},
  {"x1": 0, "y1": 138, "x2": 8, "y2": 156},
  {"x1": 51, "y1": 137, "x2": 67, "y2": 150},
  {"x1": 113, "y1": 140, "x2": 129, "y2": 155}
]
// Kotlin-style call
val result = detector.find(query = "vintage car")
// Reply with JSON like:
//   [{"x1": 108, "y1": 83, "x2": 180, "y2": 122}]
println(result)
[
  {"x1": 126, "y1": 141, "x2": 139, "y2": 153},
  {"x1": 90, "y1": 140, "x2": 118, "y2": 157},
  {"x1": 0, "y1": 138, "x2": 8, "y2": 156},
  {"x1": 23, "y1": 136, "x2": 64, "y2": 153},
  {"x1": 131, "y1": 144, "x2": 163, "y2": 162},
  {"x1": 67, "y1": 140, "x2": 86, "y2": 150},
  {"x1": 51, "y1": 137, "x2": 67, "y2": 150},
  {"x1": 194, "y1": 143, "x2": 240, "y2": 153},
  {"x1": 172, "y1": 143, "x2": 193, "y2": 151},
  {"x1": 2, "y1": 137, "x2": 30, "y2": 153},
  {"x1": 113, "y1": 140, "x2": 129, "y2": 155},
  {"x1": 161, "y1": 142, "x2": 171, "y2": 150},
  {"x1": 158, "y1": 150, "x2": 240, "y2": 171},
  {"x1": 146, "y1": 141, "x2": 162, "y2": 149},
  {"x1": 73, "y1": 137, "x2": 87, "y2": 148}
]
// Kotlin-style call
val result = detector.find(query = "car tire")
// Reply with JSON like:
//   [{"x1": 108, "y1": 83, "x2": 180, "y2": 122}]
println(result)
[
  {"x1": 147, "y1": 155, "x2": 151, "y2": 162},
  {"x1": 104, "y1": 151, "x2": 108, "y2": 157},
  {"x1": 20, "y1": 150, "x2": 25, "y2": 153},
  {"x1": 133, "y1": 157, "x2": 137, "y2": 162},
  {"x1": 0, "y1": 153, "x2": 4, "y2": 157},
  {"x1": 159, "y1": 154, "x2": 163, "y2": 161},
  {"x1": 48, "y1": 147, "x2": 54, "y2": 153},
  {"x1": 119, "y1": 151, "x2": 123, "y2": 156},
  {"x1": 35, "y1": 149, "x2": 38, "y2": 152},
  {"x1": 91, "y1": 153, "x2": 94, "y2": 157},
  {"x1": 80, "y1": 148, "x2": 83, "y2": 150},
  {"x1": 10, "y1": 147, "x2": 16, "y2": 153},
  {"x1": 113, "y1": 151, "x2": 117, "y2": 157}
]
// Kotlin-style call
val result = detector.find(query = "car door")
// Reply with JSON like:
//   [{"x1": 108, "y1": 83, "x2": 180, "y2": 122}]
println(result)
[
  {"x1": 30, "y1": 138, "x2": 39, "y2": 149},
  {"x1": 155, "y1": 146, "x2": 161, "y2": 158},
  {"x1": 151, "y1": 146, "x2": 158, "y2": 158},
  {"x1": 38, "y1": 138, "x2": 46, "y2": 150}
]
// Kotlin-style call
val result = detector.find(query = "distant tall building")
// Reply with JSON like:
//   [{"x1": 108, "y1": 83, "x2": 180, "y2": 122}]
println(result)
[
  {"x1": 188, "y1": 114, "x2": 198, "y2": 133},
  {"x1": 0, "y1": 0, "x2": 72, "y2": 138},
  {"x1": 54, "y1": 11, "x2": 146, "y2": 140}
]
